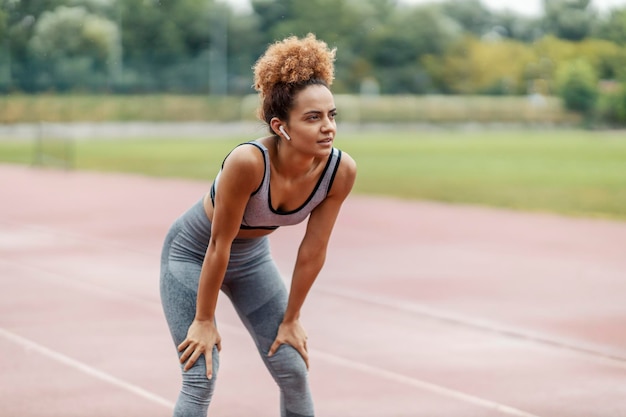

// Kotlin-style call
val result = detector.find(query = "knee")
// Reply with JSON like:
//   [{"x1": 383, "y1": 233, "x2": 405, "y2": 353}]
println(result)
[
  {"x1": 267, "y1": 345, "x2": 309, "y2": 390},
  {"x1": 179, "y1": 350, "x2": 219, "y2": 405},
  {"x1": 180, "y1": 371, "x2": 215, "y2": 406}
]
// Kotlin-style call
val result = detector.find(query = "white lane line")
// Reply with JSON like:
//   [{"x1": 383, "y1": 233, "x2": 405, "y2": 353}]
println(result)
[
  {"x1": 0, "y1": 226, "x2": 614, "y2": 415},
  {"x1": 0, "y1": 258, "x2": 546, "y2": 417},
  {"x1": 316, "y1": 285, "x2": 626, "y2": 368},
  {"x1": 311, "y1": 349, "x2": 543, "y2": 417},
  {"x1": 214, "y1": 324, "x2": 543, "y2": 417},
  {"x1": 0, "y1": 259, "x2": 161, "y2": 312},
  {"x1": 0, "y1": 221, "x2": 150, "y2": 254},
  {"x1": 0, "y1": 327, "x2": 175, "y2": 410},
  {"x1": 5, "y1": 221, "x2": 626, "y2": 365}
]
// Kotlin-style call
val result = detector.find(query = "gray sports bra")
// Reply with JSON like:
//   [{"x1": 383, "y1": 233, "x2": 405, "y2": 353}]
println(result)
[{"x1": 210, "y1": 140, "x2": 342, "y2": 230}]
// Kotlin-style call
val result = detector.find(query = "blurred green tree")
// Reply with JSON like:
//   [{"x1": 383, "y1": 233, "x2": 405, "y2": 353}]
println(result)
[
  {"x1": 224, "y1": 11, "x2": 263, "y2": 94},
  {"x1": 364, "y1": 4, "x2": 462, "y2": 93},
  {"x1": 490, "y1": 11, "x2": 544, "y2": 42},
  {"x1": 595, "y1": 7, "x2": 626, "y2": 45},
  {"x1": 0, "y1": 7, "x2": 6, "y2": 38},
  {"x1": 597, "y1": 85, "x2": 626, "y2": 125},
  {"x1": 439, "y1": 0, "x2": 493, "y2": 36},
  {"x1": 115, "y1": 0, "x2": 259, "y2": 93},
  {"x1": 1, "y1": 0, "x2": 626, "y2": 96},
  {"x1": 555, "y1": 58, "x2": 598, "y2": 115},
  {"x1": 117, "y1": 0, "x2": 212, "y2": 91},
  {"x1": 249, "y1": 0, "x2": 373, "y2": 93},
  {"x1": 28, "y1": 5, "x2": 119, "y2": 90},
  {"x1": 424, "y1": 36, "x2": 534, "y2": 94},
  {"x1": 542, "y1": 0, "x2": 598, "y2": 41},
  {"x1": 1, "y1": 0, "x2": 67, "y2": 90}
]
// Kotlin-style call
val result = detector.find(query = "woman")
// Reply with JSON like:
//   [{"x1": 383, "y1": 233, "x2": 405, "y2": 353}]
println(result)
[{"x1": 160, "y1": 34, "x2": 357, "y2": 417}]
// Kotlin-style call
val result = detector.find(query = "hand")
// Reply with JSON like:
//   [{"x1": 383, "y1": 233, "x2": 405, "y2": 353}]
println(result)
[
  {"x1": 177, "y1": 319, "x2": 222, "y2": 379},
  {"x1": 268, "y1": 319, "x2": 309, "y2": 369}
]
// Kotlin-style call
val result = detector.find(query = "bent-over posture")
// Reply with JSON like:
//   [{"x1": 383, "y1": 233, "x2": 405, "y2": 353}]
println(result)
[{"x1": 160, "y1": 34, "x2": 357, "y2": 417}]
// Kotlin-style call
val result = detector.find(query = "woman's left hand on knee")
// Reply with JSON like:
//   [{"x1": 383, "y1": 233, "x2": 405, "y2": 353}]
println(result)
[{"x1": 268, "y1": 319, "x2": 309, "y2": 369}]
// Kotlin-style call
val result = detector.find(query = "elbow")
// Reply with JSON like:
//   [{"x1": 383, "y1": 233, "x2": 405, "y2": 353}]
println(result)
[
  {"x1": 205, "y1": 237, "x2": 232, "y2": 266},
  {"x1": 298, "y1": 244, "x2": 327, "y2": 271}
]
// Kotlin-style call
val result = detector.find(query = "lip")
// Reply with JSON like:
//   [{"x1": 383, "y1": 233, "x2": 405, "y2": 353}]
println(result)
[{"x1": 318, "y1": 137, "x2": 334, "y2": 146}]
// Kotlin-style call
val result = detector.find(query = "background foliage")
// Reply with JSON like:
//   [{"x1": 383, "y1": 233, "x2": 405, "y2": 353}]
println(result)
[{"x1": 1, "y1": 0, "x2": 626, "y2": 124}]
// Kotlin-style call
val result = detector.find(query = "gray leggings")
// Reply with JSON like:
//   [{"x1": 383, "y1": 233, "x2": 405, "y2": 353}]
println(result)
[{"x1": 159, "y1": 199, "x2": 314, "y2": 417}]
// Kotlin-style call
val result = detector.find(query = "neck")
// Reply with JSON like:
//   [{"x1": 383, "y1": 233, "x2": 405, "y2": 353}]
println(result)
[{"x1": 273, "y1": 137, "x2": 318, "y2": 178}]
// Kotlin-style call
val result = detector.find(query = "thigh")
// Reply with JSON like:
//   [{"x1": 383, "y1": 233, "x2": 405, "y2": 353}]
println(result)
[
  {"x1": 160, "y1": 261, "x2": 202, "y2": 345},
  {"x1": 222, "y1": 258, "x2": 288, "y2": 353}
]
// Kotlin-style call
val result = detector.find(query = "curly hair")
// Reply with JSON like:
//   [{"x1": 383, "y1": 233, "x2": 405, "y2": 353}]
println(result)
[{"x1": 253, "y1": 33, "x2": 336, "y2": 128}]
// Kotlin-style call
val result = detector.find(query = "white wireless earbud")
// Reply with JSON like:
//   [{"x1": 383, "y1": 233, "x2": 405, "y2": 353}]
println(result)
[{"x1": 279, "y1": 125, "x2": 291, "y2": 141}]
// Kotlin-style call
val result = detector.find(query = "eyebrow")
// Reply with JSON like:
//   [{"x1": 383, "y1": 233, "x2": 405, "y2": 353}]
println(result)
[{"x1": 303, "y1": 108, "x2": 337, "y2": 115}]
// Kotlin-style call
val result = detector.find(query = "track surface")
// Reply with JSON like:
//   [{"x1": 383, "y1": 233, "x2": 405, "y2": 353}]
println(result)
[{"x1": 1, "y1": 164, "x2": 625, "y2": 417}]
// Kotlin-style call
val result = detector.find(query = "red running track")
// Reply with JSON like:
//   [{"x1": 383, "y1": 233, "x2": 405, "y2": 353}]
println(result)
[{"x1": 1, "y1": 164, "x2": 625, "y2": 417}]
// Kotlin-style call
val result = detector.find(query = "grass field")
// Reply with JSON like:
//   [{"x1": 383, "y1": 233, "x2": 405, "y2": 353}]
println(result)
[{"x1": 1, "y1": 128, "x2": 625, "y2": 220}]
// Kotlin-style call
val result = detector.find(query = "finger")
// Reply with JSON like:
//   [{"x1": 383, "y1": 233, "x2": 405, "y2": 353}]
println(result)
[
  {"x1": 267, "y1": 340, "x2": 282, "y2": 357},
  {"x1": 297, "y1": 345, "x2": 310, "y2": 370},
  {"x1": 179, "y1": 344, "x2": 195, "y2": 364},
  {"x1": 205, "y1": 349, "x2": 214, "y2": 379},
  {"x1": 177, "y1": 339, "x2": 190, "y2": 352},
  {"x1": 216, "y1": 339, "x2": 222, "y2": 352},
  {"x1": 184, "y1": 349, "x2": 202, "y2": 372}
]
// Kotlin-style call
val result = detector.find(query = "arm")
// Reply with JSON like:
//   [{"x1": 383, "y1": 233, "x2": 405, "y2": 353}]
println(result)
[
  {"x1": 178, "y1": 145, "x2": 263, "y2": 378},
  {"x1": 268, "y1": 152, "x2": 357, "y2": 366}
]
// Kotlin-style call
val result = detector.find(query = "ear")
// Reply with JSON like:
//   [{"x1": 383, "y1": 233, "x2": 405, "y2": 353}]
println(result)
[{"x1": 269, "y1": 117, "x2": 283, "y2": 137}]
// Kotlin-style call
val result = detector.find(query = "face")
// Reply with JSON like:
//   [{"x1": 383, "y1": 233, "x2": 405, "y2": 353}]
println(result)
[{"x1": 282, "y1": 84, "x2": 337, "y2": 157}]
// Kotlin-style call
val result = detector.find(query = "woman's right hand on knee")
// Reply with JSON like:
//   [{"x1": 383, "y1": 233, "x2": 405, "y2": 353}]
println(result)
[{"x1": 178, "y1": 319, "x2": 222, "y2": 379}]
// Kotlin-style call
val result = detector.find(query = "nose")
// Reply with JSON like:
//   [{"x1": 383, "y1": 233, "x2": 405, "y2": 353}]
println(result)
[{"x1": 321, "y1": 115, "x2": 336, "y2": 133}]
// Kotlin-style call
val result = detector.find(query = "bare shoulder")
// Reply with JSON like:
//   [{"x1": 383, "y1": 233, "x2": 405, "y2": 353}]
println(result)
[
  {"x1": 223, "y1": 142, "x2": 265, "y2": 169},
  {"x1": 339, "y1": 150, "x2": 357, "y2": 176},
  {"x1": 330, "y1": 149, "x2": 357, "y2": 199},
  {"x1": 220, "y1": 142, "x2": 266, "y2": 193}
]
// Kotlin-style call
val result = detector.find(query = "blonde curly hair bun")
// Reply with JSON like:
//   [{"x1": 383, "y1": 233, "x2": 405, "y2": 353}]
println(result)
[{"x1": 253, "y1": 33, "x2": 336, "y2": 99}]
